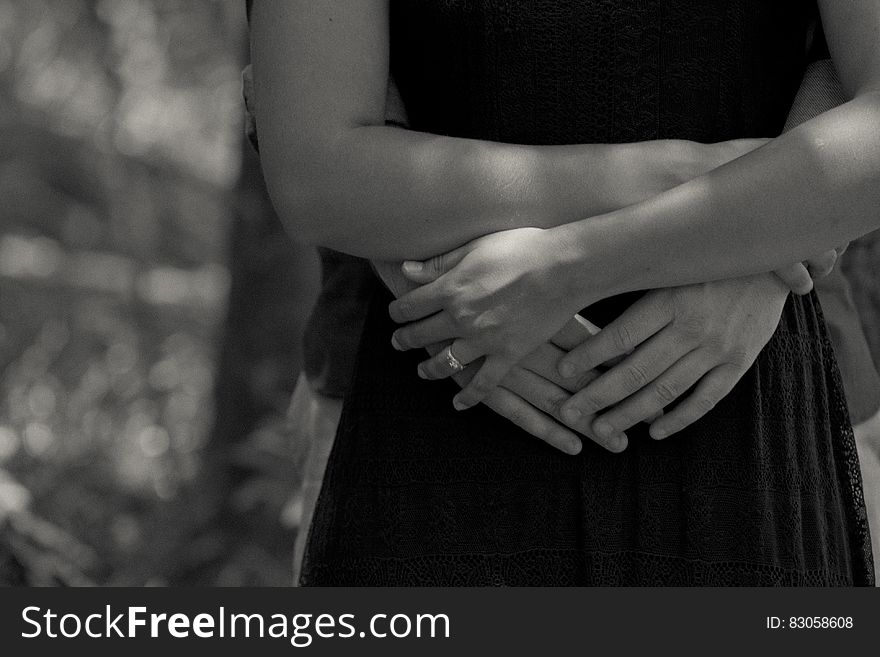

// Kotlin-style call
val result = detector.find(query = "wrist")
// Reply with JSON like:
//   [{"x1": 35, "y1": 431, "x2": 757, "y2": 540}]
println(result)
[{"x1": 545, "y1": 217, "x2": 636, "y2": 310}]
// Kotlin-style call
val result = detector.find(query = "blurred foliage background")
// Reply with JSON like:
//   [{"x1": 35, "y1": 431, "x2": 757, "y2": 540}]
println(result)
[
  {"x1": 0, "y1": 0, "x2": 319, "y2": 585},
  {"x1": 0, "y1": 0, "x2": 877, "y2": 587}
]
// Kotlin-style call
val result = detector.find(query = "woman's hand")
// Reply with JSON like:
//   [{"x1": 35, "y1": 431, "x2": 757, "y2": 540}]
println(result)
[
  {"x1": 389, "y1": 227, "x2": 582, "y2": 412},
  {"x1": 374, "y1": 260, "x2": 616, "y2": 454},
  {"x1": 556, "y1": 274, "x2": 789, "y2": 441}
]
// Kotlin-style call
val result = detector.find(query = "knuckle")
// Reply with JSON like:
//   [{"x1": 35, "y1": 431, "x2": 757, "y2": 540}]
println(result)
[
  {"x1": 577, "y1": 391, "x2": 601, "y2": 415},
  {"x1": 702, "y1": 333, "x2": 727, "y2": 354},
  {"x1": 448, "y1": 303, "x2": 475, "y2": 329},
  {"x1": 602, "y1": 411, "x2": 629, "y2": 431},
  {"x1": 693, "y1": 395, "x2": 717, "y2": 416},
  {"x1": 624, "y1": 364, "x2": 650, "y2": 390},
  {"x1": 726, "y1": 347, "x2": 752, "y2": 369},
  {"x1": 547, "y1": 394, "x2": 568, "y2": 417},
  {"x1": 611, "y1": 323, "x2": 634, "y2": 353},
  {"x1": 505, "y1": 406, "x2": 528, "y2": 427},
  {"x1": 654, "y1": 379, "x2": 680, "y2": 404},
  {"x1": 677, "y1": 314, "x2": 708, "y2": 342},
  {"x1": 574, "y1": 370, "x2": 597, "y2": 391},
  {"x1": 436, "y1": 279, "x2": 456, "y2": 303}
]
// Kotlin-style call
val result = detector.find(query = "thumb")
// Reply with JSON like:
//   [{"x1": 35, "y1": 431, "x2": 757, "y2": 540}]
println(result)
[
  {"x1": 774, "y1": 262, "x2": 813, "y2": 296},
  {"x1": 402, "y1": 244, "x2": 470, "y2": 283}
]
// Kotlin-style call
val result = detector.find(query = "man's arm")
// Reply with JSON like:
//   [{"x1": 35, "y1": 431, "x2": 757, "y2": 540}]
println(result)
[{"x1": 553, "y1": 0, "x2": 880, "y2": 306}]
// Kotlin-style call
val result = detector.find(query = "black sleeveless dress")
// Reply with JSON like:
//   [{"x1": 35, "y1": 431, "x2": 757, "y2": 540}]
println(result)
[{"x1": 301, "y1": 0, "x2": 875, "y2": 586}]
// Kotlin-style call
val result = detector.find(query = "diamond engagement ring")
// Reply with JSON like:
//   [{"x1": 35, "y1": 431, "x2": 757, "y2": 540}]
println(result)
[{"x1": 443, "y1": 345, "x2": 465, "y2": 373}]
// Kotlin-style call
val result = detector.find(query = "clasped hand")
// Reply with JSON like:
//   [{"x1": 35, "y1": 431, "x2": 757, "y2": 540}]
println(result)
[{"x1": 389, "y1": 226, "x2": 830, "y2": 453}]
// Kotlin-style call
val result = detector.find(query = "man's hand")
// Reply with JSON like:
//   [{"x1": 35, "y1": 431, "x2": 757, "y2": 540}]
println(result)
[
  {"x1": 774, "y1": 245, "x2": 849, "y2": 295},
  {"x1": 557, "y1": 274, "x2": 789, "y2": 441}
]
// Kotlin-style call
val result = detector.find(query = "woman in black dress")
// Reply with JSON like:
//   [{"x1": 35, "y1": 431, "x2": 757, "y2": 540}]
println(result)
[{"x1": 251, "y1": 0, "x2": 877, "y2": 585}]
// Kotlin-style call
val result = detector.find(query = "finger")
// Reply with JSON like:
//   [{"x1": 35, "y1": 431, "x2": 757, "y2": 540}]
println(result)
[
  {"x1": 551, "y1": 315, "x2": 600, "y2": 351},
  {"x1": 558, "y1": 296, "x2": 671, "y2": 378},
  {"x1": 774, "y1": 262, "x2": 813, "y2": 295},
  {"x1": 389, "y1": 280, "x2": 447, "y2": 323},
  {"x1": 482, "y1": 387, "x2": 582, "y2": 455},
  {"x1": 590, "y1": 351, "x2": 711, "y2": 439},
  {"x1": 502, "y1": 366, "x2": 626, "y2": 450},
  {"x1": 561, "y1": 324, "x2": 693, "y2": 419},
  {"x1": 805, "y1": 250, "x2": 837, "y2": 279},
  {"x1": 453, "y1": 356, "x2": 513, "y2": 410},
  {"x1": 417, "y1": 340, "x2": 482, "y2": 380},
  {"x1": 401, "y1": 245, "x2": 471, "y2": 284},
  {"x1": 648, "y1": 364, "x2": 742, "y2": 439},
  {"x1": 520, "y1": 342, "x2": 603, "y2": 393},
  {"x1": 501, "y1": 366, "x2": 571, "y2": 423},
  {"x1": 392, "y1": 312, "x2": 456, "y2": 351}
]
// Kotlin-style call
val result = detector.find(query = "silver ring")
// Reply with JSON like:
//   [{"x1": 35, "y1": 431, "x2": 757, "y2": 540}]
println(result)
[{"x1": 443, "y1": 345, "x2": 465, "y2": 373}]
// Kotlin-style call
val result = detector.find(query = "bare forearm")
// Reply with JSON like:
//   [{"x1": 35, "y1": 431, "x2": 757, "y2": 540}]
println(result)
[
  {"x1": 252, "y1": 0, "x2": 766, "y2": 262},
  {"x1": 261, "y1": 123, "x2": 718, "y2": 260},
  {"x1": 556, "y1": 91, "x2": 880, "y2": 304}
]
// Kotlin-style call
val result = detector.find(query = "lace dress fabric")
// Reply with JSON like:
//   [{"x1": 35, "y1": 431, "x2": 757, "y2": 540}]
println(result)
[{"x1": 300, "y1": 0, "x2": 875, "y2": 586}]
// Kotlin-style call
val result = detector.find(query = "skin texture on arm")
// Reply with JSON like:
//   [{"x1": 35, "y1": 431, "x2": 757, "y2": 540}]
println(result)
[
  {"x1": 387, "y1": 0, "x2": 880, "y2": 417},
  {"x1": 389, "y1": 47, "x2": 868, "y2": 439},
  {"x1": 374, "y1": 55, "x2": 844, "y2": 450},
  {"x1": 250, "y1": 0, "x2": 762, "y2": 261},
  {"x1": 250, "y1": 1, "x2": 858, "y2": 451},
  {"x1": 552, "y1": 0, "x2": 880, "y2": 304}
]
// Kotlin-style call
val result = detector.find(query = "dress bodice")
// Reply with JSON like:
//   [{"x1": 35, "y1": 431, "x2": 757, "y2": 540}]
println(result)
[
  {"x1": 391, "y1": 0, "x2": 815, "y2": 144},
  {"x1": 303, "y1": 0, "x2": 875, "y2": 588}
]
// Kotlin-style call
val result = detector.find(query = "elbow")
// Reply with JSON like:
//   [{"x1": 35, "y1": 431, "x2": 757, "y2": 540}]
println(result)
[
  {"x1": 260, "y1": 157, "x2": 349, "y2": 249},
  {"x1": 269, "y1": 185, "x2": 334, "y2": 247}
]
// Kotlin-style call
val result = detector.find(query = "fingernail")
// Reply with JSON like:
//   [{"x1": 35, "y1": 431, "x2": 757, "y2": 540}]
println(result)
[
  {"x1": 652, "y1": 428, "x2": 667, "y2": 440},
  {"x1": 593, "y1": 420, "x2": 613, "y2": 437},
  {"x1": 402, "y1": 261, "x2": 423, "y2": 275},
  {"x1": 453, "y1": 398, "x2": 468, "y2": 411},
  {"x1": 391, "y1": 334, "x2": 403, "y2": 351},
  {"x1": 417, "y1": 365, "x2": 428, "y2": 379},
  {"x1": 568, "y1": 439, "x2": 582, "y2": 456},
  {"x1": 559, "y1": 362, "x2": 576, "y2": 378},
  {"x1": 611, "y1": 434, "x2": 628, "y2": 452},
  {"x1": 562, "y1": 407, "x2": 581, "y2": 424}
]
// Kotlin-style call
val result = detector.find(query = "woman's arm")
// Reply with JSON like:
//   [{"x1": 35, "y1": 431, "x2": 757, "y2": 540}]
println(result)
[
  {"x1": 553, "y1": 0, "x2": 880, "y2": 307},
  {"x1": 250, "y1": 0, "x2": 758, "y2": 261},
  {"x1": 389, "y1": 30, "x2": 874, "y2": 413}
]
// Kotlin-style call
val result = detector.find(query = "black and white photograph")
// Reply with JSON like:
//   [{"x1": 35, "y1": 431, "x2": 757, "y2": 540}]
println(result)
[{"x1": 2, "y1": 0, "x2": 880, "y2": 623}]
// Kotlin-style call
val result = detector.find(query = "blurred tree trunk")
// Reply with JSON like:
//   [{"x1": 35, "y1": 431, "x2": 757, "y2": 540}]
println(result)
[
  {"x1": 202, "y1": 15, "x2": 319, "y2": 582},
  {"x1": 214, "y1": 141, "x2": 318, "y2": 458}
]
